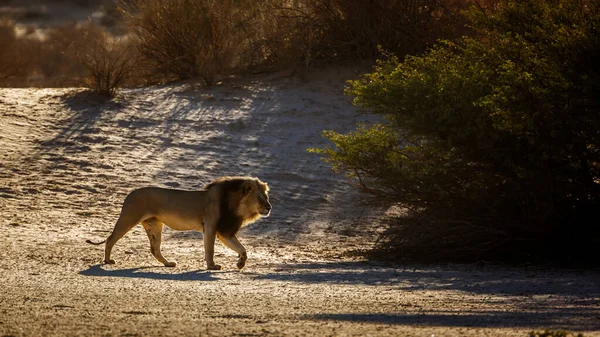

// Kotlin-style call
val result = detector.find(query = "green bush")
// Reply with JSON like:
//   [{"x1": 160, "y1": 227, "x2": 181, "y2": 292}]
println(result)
[{"x1": 312, "y1": 0, "x2": 600, "y2": 263}]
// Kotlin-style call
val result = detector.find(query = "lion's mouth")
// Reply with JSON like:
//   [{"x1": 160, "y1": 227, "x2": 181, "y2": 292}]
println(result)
[{"x1": 259, "y1": 209, "x2": 271, "y2": 216}]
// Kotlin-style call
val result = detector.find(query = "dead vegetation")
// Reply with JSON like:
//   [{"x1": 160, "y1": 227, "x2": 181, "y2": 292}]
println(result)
[
  {"x1": 76, "y1": 29, "x2": 139, "y2": 97},
  {"x1": 0, "y1": 21, "x2": 33, "y2": 83},
  {"x1": 0, "y1": 0, "x2": 495, "y2": 91}
]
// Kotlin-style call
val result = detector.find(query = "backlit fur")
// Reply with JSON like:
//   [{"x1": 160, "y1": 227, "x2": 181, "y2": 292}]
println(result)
[{"x1": 86, "y1": 176, "x2": 271, "y2": 270}]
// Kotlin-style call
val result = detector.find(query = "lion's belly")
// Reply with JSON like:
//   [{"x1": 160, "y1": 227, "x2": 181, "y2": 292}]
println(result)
[{"x1": 155, "y1": 213, "x2": 203, "y2": 231}]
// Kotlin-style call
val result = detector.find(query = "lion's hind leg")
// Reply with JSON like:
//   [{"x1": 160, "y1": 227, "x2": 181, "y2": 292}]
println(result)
[
  {"x1": 142, "y1": 218, "x2": 176, "y2": 267},
  {"x1": 104, "y1": 210, "x2": 143, "y2": 264}
]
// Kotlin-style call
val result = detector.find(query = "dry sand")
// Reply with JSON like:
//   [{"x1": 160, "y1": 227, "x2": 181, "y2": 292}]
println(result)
[{"x1": 1, "y1": 69, "x2": 599, "y2": 336}]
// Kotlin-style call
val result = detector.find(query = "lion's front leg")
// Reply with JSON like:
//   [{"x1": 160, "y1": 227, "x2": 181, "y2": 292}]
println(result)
[
  {"x1": 217, "y1": 233, "x2": 247, "y2": 269},
  {"x1": 202, "y1": 226, "x2": 221, "y2": 270},
  {"x1": 237, "y1": 251, "x2": 248, "y2": 269}
]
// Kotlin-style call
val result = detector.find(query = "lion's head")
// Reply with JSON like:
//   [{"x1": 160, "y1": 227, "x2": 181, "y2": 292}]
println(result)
[
  {"x1": 240, "y1": 178, "x2": 271, "y2": 218},
  {"x1": 205, "y1": 176, "x2": 271, "y2": 223}
]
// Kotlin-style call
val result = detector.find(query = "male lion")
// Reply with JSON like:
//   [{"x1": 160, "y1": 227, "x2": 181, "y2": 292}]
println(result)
[{"x1": 86, "y1": 176, "x2": 271, "y2": 270}]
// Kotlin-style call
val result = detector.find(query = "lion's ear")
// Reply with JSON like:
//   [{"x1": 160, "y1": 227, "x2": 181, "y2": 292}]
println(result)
[{"x1": 242, "y1": 182, "x2": 254, "y2": 195}]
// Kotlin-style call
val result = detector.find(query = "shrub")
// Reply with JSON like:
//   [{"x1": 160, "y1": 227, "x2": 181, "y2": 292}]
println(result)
[
  {"x1": 76, "y1": 28, "x2": 139, "y2": 97},
  {"x1": 119, "y1": 0, "x2": 474, "y2": 82},
  {"x1": 312, "y1": 0, "x2": 600, "y2": 264},
  {"x1": 0, "y1": 21, "x2": 32, "y2": 84},
  {"x1": 120, "y1": 0, "x2": 263, "y2": 85},
  {"x1": 1, "y1": 1, "x2": 490, "y2": 87},
  {"x1": 41, "y1": 23, "x2": 104, "y2": 87},
  {"x1": 301, "y1": 0, "x2": 470, "y2": 59},
  {"x1": 259, "y1": 0, "x2": 472, "y2": 73}
]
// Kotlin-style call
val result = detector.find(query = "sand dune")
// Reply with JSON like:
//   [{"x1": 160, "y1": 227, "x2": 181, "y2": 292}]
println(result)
[{"x1": 1, "y1": 68, "x2": 598, "y2": 336}]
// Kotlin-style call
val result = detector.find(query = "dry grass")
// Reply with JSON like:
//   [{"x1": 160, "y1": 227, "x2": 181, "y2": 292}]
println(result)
[
  {"x1": 0, "y1": 20, "x2": 143, "y2": 91},
  {"x1": 0, "y1": 0, "x2": 503, "y2": 87},
  {"x1": 77, "y1": 31, "x2": 139, "y2": 97},
  {"x1": 120, "y1": 0, "x2": 261, "y2": 85},
  {"x1": 0, "y1": 21, "x2": 33, "y2": 85}
]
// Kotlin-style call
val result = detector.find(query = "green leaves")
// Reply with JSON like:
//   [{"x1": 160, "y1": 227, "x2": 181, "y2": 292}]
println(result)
[
  {"x1": 311, "y1": 0, "x2": 600, "y2": 263},
  {"x1": 344, "y1": 0, "x2": 600, "y2": 180},
  {"x1": 309, "y1": 124, "x2": 405, "y2": 197}
]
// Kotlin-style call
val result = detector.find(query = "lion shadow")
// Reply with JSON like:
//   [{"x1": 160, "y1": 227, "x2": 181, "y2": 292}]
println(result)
[{"x1": 79, "y1": 264, "x2": 219, "y2": 281}]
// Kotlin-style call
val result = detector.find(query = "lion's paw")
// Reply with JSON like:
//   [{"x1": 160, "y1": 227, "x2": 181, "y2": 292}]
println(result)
[
  {"x1": 104, "y1": 259, "x2": 116, "y2": 264},
  {"x1": 237, "y1": 255, "x2": 247, "y2": 269},
  {"x1": 207, "y1": 264, "x2": 222, "y2": 270}
]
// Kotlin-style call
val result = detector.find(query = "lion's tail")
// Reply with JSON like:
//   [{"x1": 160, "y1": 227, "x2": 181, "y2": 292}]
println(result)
[{"x1": 85, "y1": 239, "x2": 106, "y2": 245}]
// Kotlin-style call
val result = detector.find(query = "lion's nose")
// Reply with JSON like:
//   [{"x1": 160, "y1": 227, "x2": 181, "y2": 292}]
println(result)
[{"x1": 261, "y1": 205, "x2": 271, "y2": 215}]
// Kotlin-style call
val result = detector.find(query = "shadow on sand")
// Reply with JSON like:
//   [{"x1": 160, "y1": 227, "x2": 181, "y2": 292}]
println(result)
[
  {"x1": 305, "y1": 311, "x2": 600, "y2": 330},
  {"x1": 79, "y1": 264, "x2": 218, "y2": 281},
  {"x1": 43, "y1": 90, "x2": 129, "y2": 148},
  {"x1": 279, "y1": 262, "x2": 600, "y2": 330},
  {"x1": 254, "y1": 261, "x2": 600, "y2": 297}
]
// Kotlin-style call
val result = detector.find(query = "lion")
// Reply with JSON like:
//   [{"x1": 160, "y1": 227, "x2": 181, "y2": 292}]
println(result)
[{"x1": 86, "y1": 176, "x2": 271, "y2": 270}]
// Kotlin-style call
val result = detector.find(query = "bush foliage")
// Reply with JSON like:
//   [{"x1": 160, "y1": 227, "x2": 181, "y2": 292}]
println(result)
[
  {"x1": 1, "y1": 0, "x2": 480, "y2": 87},
  {"x1": 313, "y1": 0, "x2": 600, "y2": 263},
  {"x1": 118, "y1": 0, "x2": 471, "y2": 84}
]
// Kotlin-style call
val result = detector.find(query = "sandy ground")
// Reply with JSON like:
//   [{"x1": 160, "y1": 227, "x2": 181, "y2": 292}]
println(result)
[{"x1": 1, "y1": 69, "x2": 599, "y2": 336}]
